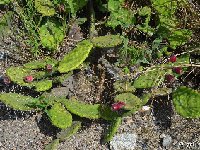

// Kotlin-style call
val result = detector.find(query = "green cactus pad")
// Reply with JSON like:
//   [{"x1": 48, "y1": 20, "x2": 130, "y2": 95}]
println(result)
[
  {"x1": 6, "y1": 66, "x2": 34, "y2": 87},
  {"x1": 62, "y1": 98, "x2": 100, "y2": 119},
  {"x1": 91, "y1": 35, "x2": 122, "y2": 48},
  {"x1": 140, "y1": 93, "x2": 152, "y2": 105},
  {"x1": 39, "y1": 20, "x2": 65, "y2": 50},
  {"x1": 0, "y1": 93, "x2": 38, "y2": 111},
  {"x1": 104, "y1": 117, "x2": 122, "y2": 142},
  {"x1": 152, "y1": 88, "x2": 172, "y2": 96},
  {"x1": 35, "y1": 0, "x2": 55, "y2": 16},
  {"x1": 99, "y1": 105, "x2": 120, "y2": 121},
  {"x1": 57, "y1": 121, "x2": 81, "y2": 142},
  {"x1": 46, "y1": 102, "x2": 72, "y2": 129},
  {"x1": 173, "y1": 86, "x2": 200, "y2": 118},
  {"x1": 114, "y1": 93, "x2": 142, "y2": 111},
  {"x1": 53, "y1": 71, "x2": 73, "y2": 84},
  {"x1": 133, "y1": 69, "x2": 166, "y2": 88},
  {"x1": 23, "y1": 58, "x2": 58, "y2": 69},
  {"x1": 45, "y1": 139, "x2": 59, "y2": 150},
  {"x1": 58, "y1": 40, "x2": 93, "y2": 73},
  {"x1": 113, "y1": 80, "x2": 136, "y2": 93},
  {"x1": 34, "y1": 80, "x2": 52, "y2": 92}
]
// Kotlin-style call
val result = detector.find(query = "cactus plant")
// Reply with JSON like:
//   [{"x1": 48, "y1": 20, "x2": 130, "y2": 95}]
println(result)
[
  {"x1": 46, "y1": 102, "x2": 72, "y2": 129},
  {"x1": 57, "y1": 121, "x2": 82, "y2": 142},
  {"x1": 173, "y1": 86, "x2": 200, "y2": 118},
  {"x1": 62, "y1": 98, "x2": 101, "y2": 119},
  {"x1": 151, "y1": 88, "x2": 172, "y2": 96},
  {"x1": 91, "y1": 35, "x2": 122, "y2": 48},
  {"x1": 35, "y1": 0, "x2": 55, "y2": 16},
  {"x1": 113, "y1": 80, "x2": 136, "y2": 93},
  {"x1": 0, "y1": 93, "x2": 38, "y2": 111},
  {"x1": 45, "y1": 139, "x2": 59, "y2": 150},
  {"x1": 99, "y1": 105, "x2": 120, "y2": 121},
  {"x1": 34, "y1": 80, "x2": 53, "y2": 92},
  {"x1": 104, "y1": 117, "x2": 122, "y2": 142},
  {"x1": 133, "y1": 68, "x2": 169, "y2": 88},
  {"x1": 23, "y1": 57, "x2": 58, "y2": 70},
  {"x1": 39, "y1": 20, "x2": 65, "y2": 50},
  {"x1": 114, "y1": 93, "x2": 143, "y2": 111},
  {"x1": 58, "y1": 40, "x2": 93, "y2": 73}
]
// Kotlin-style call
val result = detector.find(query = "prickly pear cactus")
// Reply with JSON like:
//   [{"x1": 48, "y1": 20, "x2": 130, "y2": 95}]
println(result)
[
  {"x1": 0, "y1": 93, "x2": 38, "y2": 111},
  {"x1": 99, "y1": 105, "x2": 120, "y2": 121},
  {"x1": 91, "y1": 35, "x2": 122, "y2": 48},
  {"x1": 152, "y1": 88, "x2": 172, "y2": 96},
  {"x1": 6, "y1": 66, "x2": 53, "y2": 91},
  {"x1": 173, "y1": 86, "x2": 200, "y2": 118},
  {"x1": 133, "y1": 68, "x2": 169, "y2": 88},
  {"x1": 35, "y1": 0, "x2": 55, "y2": 16},
  {"x1": 53, "y1": 71, "x2": 73, "y2": 84},
  {"x1": 62, "y1": 98, "x2": 100, "y2": 119},
  {"x1": 58, "y1": 40, "x2": 93, "y2": 73},
  {"x1": 140, "y1": 93, "x2": 152, "y2": 105},
  {"x1": 45, "y1": 139, "x2": 59, "y2": 150},
  {"x1": 104, "y1": 117, "x2": 122, "y2": 142},
  {"x1": 39, "y1": 20, "x2": 65, "y2": 50},
  {"x1": 113, "y1": 80, "x2": 136, "y2": 93},
  {"x1": 57, "y1": 121, "x2": 82, "y2": 142},
  {"x1": 114, "y1": 93, "x2": 142, "y2": 111},
  {"x1": 46, "y1": 102, "x2": 72, "y2": 129},
  {"x1": 6, "y1": 66, "x2": 33, "y2": 87},
  {"x1": 23, "y1": 57, "x2": 58, "y2": 69},
  {"x1": 34, "y1": 80, "x2": 53, "y2": 92}
]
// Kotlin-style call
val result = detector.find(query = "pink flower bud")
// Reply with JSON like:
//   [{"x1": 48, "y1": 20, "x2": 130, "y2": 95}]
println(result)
[
  {"x1": 165, "y1": 74, "x2": 175, "y2": 83},
  {"x1": 111, "y1": 101, "x2": 125, "y2": 111},
  {"x1": 173, "y1": 67, "x2": 182, "y2": 74},
  {"x1": 24, "y1": 75, "x2": 34, "y2": 83},
  {"x1": 46, "y1": 64, "x2": 53, "y2": 72},
  {"x1": 169, "y1": 55, "x2": 176, "y2": 63},
  {"x1": 3, "y1": 76, "x2": 11, "y2": 85}
]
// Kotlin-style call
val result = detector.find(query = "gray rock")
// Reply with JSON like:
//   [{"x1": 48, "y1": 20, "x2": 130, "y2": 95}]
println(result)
[
  {"x1": 160, "y1": 134, "x2": 172, "y2": 147},
  {"x1": 110, "y1": 133, "x2": 137, "y2": 150}
]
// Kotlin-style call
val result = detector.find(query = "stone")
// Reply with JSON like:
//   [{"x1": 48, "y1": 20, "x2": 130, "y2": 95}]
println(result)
[{"x1": 110, "y1": 133, "x2": 137, "y2": 150}]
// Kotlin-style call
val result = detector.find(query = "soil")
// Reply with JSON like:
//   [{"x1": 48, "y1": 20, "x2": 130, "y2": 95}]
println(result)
[{"x1": 0, "y1": 2, "x2": 200, "y2": 150}]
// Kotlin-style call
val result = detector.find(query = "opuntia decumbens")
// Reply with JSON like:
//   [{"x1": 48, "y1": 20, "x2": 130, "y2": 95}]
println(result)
[
  {"x1": 24, "y1": 75, "x2": 34, "y2": 83},
  {"x1": 169, "y1": 55, "x2": 176, "y2": 63},
  {"x1": 173, "y1": 67, "x2": 182, "y2": 74},
  {"x1": 165, "y1": 74, "x2": 175, "y2": 83},
  {"x1": 45, "y1": 64, "x2": 53, "y2": 72},
  {"x1": 112, "y1": 102, "x2": 125, "y2": 111},
  {"x1": 3, "y1": 76, "x2": 11, "y2": 85}
]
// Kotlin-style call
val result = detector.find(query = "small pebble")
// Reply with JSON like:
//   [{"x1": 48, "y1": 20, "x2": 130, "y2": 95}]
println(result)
[
  {"x1": 110, "y1": 133, "x2": 137, "y2": 150},
  {"x1": 160, "y1": 134, "x2": 172, "y2": 147}
]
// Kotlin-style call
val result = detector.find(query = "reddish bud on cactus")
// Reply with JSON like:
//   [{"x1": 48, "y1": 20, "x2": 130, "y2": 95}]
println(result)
[
  {"x1": 111, "y1": 101, "x2": 125, "y2": 111},
  {"x1": 173, "y1": 67, "x2": 182, "y2": 74},
  {"x1": 24, "y1": 75, "x2": 34, "y2": 83},
  {"x1": 46, "y1": 64, "x2": 53, "y2": 72},
  {"x1": 165, "y1": 74, "x2": 175, "y2": 83},
  {"x1": 169, "y1": 55, "x2": 176, "y2": 63},
  {"x1": 3, "y1": 76, "x2": 11, "y2": 85}
]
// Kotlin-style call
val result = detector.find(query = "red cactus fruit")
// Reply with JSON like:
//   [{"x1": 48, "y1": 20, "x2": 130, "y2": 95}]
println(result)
[
  {"x1": 112, "y1": 101, "x2": 125, "y2": 111},
  {"x1": 173, "y1": 67, "x2": 182, "y2": 74},
  {"x1": 24, "y1": 75, "x2": 34, "y2": 83},
  {"x1": 169, "y1": 55, "x2": 176, "y2": 63},
  {"x1": 165, "y1": 74, "x2": 175, "y2": 83},
  {"x1": 3, "y1": 76, "x2": 11, "y2": 85},
  {"x1": 46, "y1": 64, "x2": 53, "y2": 72}
]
